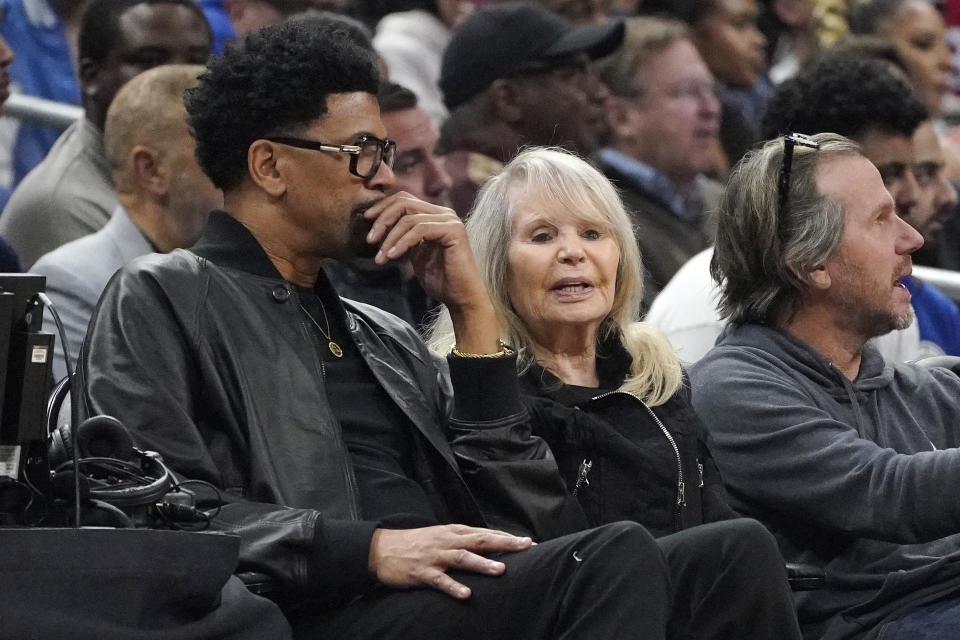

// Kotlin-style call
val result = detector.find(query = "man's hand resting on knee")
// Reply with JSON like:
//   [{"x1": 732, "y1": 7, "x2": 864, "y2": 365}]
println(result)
[{"x1": 368, "y1": 524, "x2": 533, "y2": 600}]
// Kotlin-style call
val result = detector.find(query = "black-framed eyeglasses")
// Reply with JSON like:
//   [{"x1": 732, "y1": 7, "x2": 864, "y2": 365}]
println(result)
[
  {"x1": 777, "y1": 133, "x2": 820, "y2": 219},
  {"x1": 266, "y1": 134, "x2": 397, "y2": 179}
]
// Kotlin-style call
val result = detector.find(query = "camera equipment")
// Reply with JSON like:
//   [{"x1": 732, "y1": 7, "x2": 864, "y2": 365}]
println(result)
[
  {"x1": 45, "y1": 376, "x2": 212, "y2": 529},
  {"x1": 0, "y1": 274, "x2": 54, "y2": 525},
  {"x1": 0, "y1": 277, "x2": 212, "y2": 530}
]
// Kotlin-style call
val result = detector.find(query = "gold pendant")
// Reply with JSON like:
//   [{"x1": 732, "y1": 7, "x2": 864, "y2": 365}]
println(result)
[{"x1": 329, "y1": 341, "x2": 343, "y2": 358}]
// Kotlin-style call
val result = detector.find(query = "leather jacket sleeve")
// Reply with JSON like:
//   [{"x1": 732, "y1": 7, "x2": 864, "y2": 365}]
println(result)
[
  {"x1": 443, "y1": 354, "x2": 589, "y2": 541},
  {"x1": 80, "y1": 260, "x2": 378, "y2": 602}
]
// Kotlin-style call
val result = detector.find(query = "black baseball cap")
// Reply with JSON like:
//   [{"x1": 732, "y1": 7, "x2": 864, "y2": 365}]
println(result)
[{"x1": 440, "y1": 2, "x2": 624, "y2": 110}]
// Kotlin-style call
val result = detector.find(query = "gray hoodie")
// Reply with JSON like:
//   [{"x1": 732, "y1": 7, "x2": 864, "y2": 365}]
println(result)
[{"x1": 691, "y1": 324, "x2": 960, "y2": 640}]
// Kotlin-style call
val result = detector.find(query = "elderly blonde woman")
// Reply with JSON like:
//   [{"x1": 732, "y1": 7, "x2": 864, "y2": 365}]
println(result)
[
  {"x1": 430, "y1": 147, "x2": 730, "y2": 535},
  {"x1": 430, "y1": 148, "x2": 802, "y2": 638}
]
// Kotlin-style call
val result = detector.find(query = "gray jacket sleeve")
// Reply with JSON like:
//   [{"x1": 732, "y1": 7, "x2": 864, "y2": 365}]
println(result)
[{"x1": 691, "y1": 347, "x2": 960, "y2": 545}]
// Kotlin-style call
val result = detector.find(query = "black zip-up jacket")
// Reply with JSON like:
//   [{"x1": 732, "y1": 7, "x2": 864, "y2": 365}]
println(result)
[
  {"x1": 80, "y1": 212, "x2": 585, "y2": 608},
  {"x1": 520, "y1": 339, "x2": 737, "y2": 538}
]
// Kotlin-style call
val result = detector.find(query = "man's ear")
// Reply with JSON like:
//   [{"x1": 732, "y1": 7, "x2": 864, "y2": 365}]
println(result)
[
  {"x1": 606, "y1": 95, "x2": 641, "y2": 142},
  {"x1": 488, "y1": 79, "x2": 524, "y2": 124},
  {"x1": 130, "y1": 145, "x2": 167, "y2": 196},
  {"x1": 78, "y1": 58, "x2": 101, "y2": 99},
  {"x1": 807, "y1": 263, "x2": 832, "y2": 290},
  {"x1": 247, "y1": 140, "x2": 287, "y2": 197}
]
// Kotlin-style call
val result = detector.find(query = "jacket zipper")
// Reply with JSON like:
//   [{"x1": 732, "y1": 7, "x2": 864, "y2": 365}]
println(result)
[
  {"x1": 591, "y1": 390, "x2": 686, "y2": 523},
  {"x1": 573, "y1": 459, "x2": 592, "y2": 496}
]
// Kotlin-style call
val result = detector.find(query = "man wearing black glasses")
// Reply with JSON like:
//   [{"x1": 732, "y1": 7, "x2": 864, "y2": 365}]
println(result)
[
  {"x1": 78, "y1": 18, "x2": 686, "y2": 640},
  {"x1": 692, "y1": 131, "x2": 960, "y2": 640}
]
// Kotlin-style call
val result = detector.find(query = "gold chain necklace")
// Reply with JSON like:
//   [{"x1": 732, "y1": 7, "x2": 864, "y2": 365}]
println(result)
[{"x1": 298, "y1": 301, "x2": 343, "y2": 358}]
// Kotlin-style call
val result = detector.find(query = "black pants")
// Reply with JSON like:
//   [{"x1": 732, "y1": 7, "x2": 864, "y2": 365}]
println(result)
[
  {"x1": 300, "y1": 521, "x2": 672, "y2": 640},
  {"x1": 297, "y1": 518, "x2": 800, "y2": 639},
  {"x1": 660, "y1": 518, "x2": 802, "y2": 640}
]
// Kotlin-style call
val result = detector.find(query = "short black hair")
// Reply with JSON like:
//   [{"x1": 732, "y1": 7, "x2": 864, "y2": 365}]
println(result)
[
  {"x1": 78, "y1": 0, "x2": 209, "y2": 64},
  {"x1": 184, "y1": 19, "x2": 381, "y2": 191},
  {"x1": 760, "y1": 57, "x2": 927, "y2": 141},
  {"x1": 377, "y1": 81, "x2": 418, "y2": 114}
]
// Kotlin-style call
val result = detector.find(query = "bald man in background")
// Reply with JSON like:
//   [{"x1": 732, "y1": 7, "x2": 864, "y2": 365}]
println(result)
[{"x1": 31, "y1": 64, "x2": 221, "y2": 381}]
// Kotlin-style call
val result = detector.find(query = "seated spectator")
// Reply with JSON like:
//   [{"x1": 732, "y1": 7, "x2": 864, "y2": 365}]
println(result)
[
  {"x1": 81, "y1": 19, "x2": 683, "y2": 638},
  {"x1": 0, "y1": 0, "x2": 86, "y2": 209},
  {"x1": 596, "y1": 16, "x2": 722, "y2": 309},
  {"x1": 646, "y1": 56, "x2": 928, "y2": 363},
  {"x1": 643, "y1": 0, "x2": 770, "y2": 168},
  {"x1": 898, "y1": 121, "x2": 960, "y2": 356},
  {"x1": 847, "y1": 0, "x2": 960, "y2": 200},
  {"x1": 31, "y1": 64, "x2": 219, "y2": 381},
  {"x1": 323, "y1": 81, "x2": 449, "y2": 328},
  {"x1": 426, "y1": 147, "x2": 802, "y2": 637},
  {"x1": 848, "y1": 0, "x2": 952, "y2": 123},
  {"x1": 0, "y1": 0, "x2": 212, "y2": 268},
  {"x1": 438, "y1": 2, "x2": 621, "y2": 215},
  {"x1": 908, "y1": 121, "x2": 959, "y2": 268},
  {"x1": 691, "y1": 132, "x2": 960, "y2": 640}
]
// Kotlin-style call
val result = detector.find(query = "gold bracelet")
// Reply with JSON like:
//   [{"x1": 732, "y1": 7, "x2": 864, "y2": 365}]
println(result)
[{"x1": 451, "y1": 339, "x2": 513, "y2": 358}]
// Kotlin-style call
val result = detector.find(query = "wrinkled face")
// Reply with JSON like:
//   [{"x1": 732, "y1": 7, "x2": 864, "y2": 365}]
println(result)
[
  {"x1": 693, "y1": 0, "x2": 767, "y2": 88},
  {"x1": 818, "y1": 155, "x2": 924, "y2": 338},
  {"x1": 884, "y1": 0, "x2": 952, "y2": 116},
  {"x1": 382, "y1": 106, "x2": 453, "y2": 207},
  {"x1": 857, "y1": 128, "x2": 919, "y2": 220},
  {"x1": 505, "y1": 185, "x2": 620, "y2": 344},
  {"x1": 0, "y1": 9, "x2": 13, "y2": 105},
  {"x1": 905, "y1": 121, "x2": 957, "y2": 251},
  {"x1": 165, "y1": 124, "x2": 221, "y2": 248},
  {"x1": 510, "y1": 56, "x2": 612, "y2": 155},
  {"x1": 620, "y1": 39, "x2": 720, "y2": 186},
  {"x1": 85, "y1": 3, "x2": 211, "y2": 128}
]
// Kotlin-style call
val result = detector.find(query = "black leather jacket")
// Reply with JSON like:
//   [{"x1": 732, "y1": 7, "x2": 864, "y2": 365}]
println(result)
[{"x1": 80, "y1": 212, "x2": 584, "y2": 606}]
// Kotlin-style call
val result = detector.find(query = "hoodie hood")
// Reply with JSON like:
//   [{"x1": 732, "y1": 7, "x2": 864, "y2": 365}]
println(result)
[{"x1": 717, "y1": 324, "x2": 896, "y2": 395}]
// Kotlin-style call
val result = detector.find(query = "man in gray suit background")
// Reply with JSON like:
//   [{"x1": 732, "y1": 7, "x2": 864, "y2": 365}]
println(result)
[{"x1": 31, "y1": 64, "x2": 221, "y2": 381}]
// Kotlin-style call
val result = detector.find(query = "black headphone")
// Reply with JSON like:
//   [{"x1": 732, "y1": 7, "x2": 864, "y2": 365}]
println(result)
[{"x1": 48, "y1": 415, "x2": 173, "y2": 511}]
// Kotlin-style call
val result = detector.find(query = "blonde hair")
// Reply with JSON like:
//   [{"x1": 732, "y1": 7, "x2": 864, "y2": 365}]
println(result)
[{"x1": 427, "y1": 147, "x2": 682, "y2": 406}]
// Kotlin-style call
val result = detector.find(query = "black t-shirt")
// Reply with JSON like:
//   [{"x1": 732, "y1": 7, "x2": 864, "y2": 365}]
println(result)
[{"x1": 296, "y1": 281, "x2": 438, "y2": 529}]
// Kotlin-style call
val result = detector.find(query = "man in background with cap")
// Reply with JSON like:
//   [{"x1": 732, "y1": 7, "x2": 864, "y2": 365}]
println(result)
[{"x1": 438, "y1": 1, "x2": 622, "y2": 215}]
